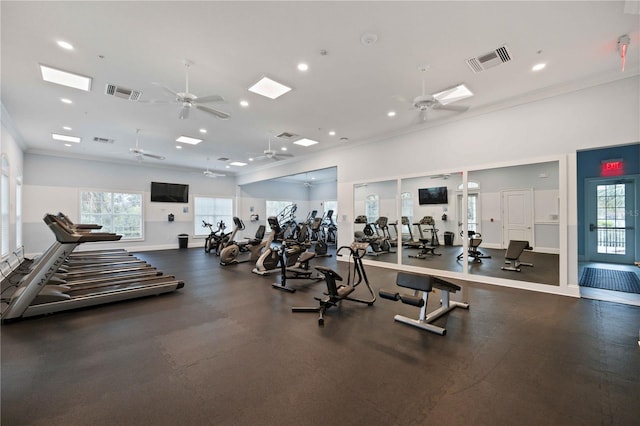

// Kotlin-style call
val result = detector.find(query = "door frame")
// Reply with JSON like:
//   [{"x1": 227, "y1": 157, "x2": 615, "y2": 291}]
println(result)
[{"x1": 501, "y1": 188, "x2": 534, "y2": 249}]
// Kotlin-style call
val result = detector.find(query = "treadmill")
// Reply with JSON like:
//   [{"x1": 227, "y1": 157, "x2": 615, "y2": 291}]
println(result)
[{"x1": 1, "y1": 214, "x2": 184, "y2": 322}]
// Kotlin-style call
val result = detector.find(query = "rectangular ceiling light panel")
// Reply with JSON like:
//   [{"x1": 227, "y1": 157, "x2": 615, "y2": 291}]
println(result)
[
  {"x1": 293, "y1": 138, "x2": 319, "y2": 147},
  {"x1": 248, "y1": 76, "x2": 292, "y2": 99},
  {"x1": 40, "y1": 64, "x2": 92, "y2": 91},
  {"x1": 229, "y1": 161, "x2": 247, "y2": 167},
  {"x1": 52, "y1": 133, "x2": 81, "y2": 143},
  {"x1": 176, "y1": 136, "x2": 203, "y2": 145},
  {"x1": 432, "y1": 84, "x2": 473, "y2": 105}
]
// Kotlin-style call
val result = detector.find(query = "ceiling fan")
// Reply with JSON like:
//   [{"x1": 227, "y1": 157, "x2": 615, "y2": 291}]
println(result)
[
  {"x1": 152, "y1": 60, "x2": 230, "y2": 120},
  {"x1": 253, "y1": 137, "x2": 294, "y2": 162},
  {"x1": 199, "y1": 158, "x2": 226, "y2": 178},
  {"x1": 411, "y1": 66, "x2": 470, "y2": 122},
  {"x1": 129, "y1": 129, "x2": 165, "y2": 161}
]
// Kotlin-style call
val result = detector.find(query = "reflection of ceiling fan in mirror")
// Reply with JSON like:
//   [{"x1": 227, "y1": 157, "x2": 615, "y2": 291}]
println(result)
[
  {"x1": 129, "y1": 129, "x2": 165, "y2": 161},
  {"x1": 195, "y1": 158, "x2": 226, "y2": 178},
  {"x1": 150, "y1": 60, "x2": 230, "y2": 120},
  {"x1": 253, "y1": 136, "x2": 294, "y2": 162},
  {"x1": 410, "y1": 66, "x2": 471, "y2": 122}
]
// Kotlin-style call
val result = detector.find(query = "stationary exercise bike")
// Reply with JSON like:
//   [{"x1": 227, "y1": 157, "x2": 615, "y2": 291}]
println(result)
[
  {"x1": 252, "y1": 216, "x2": 289, "y2": 275},
  {"x1": 219, "y1": 217, "x2": 267, "y2": 266},
  {"x1": 309, "y1": 217, "x2": 331, "y2": 257},
  {"x1": 203, "y1": 220, "x2": 226, "y2": 254}
]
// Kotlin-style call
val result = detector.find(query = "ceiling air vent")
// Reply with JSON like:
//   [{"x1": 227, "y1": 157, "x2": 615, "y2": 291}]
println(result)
[
  {"x1": 276, "y1": 132, "x2": 298, "y2": 140},
  {"x1": 105, "y1": 83, "x2": 142, "y2": 101},
  {"x1": 466, "y1": 45, "x2": 512, "y2": 73},
  {"x1": 93, "y1": 137, "x2": 114, "y2": 144}
]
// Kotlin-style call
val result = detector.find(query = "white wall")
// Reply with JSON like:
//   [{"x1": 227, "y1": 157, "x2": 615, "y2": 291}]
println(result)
[
  {"x1": 1, "y1": 115, "x2": 25, "y2": 258},
  {"x1": 22, "y1": 153, "x2": 237, "y2": 253}
]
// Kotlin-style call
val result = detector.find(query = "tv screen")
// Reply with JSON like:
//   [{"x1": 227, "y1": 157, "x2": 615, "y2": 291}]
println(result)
[
  {"x1": 418, "y1": 187, "x2": 448, "y2": 205},
  {"x1": 150, "y1": 182, "x2": 189, "y2": 203}
]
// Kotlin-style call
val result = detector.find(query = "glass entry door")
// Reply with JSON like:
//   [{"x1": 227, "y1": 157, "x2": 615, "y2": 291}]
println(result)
[{"x1": 586, "y1": 179, "x2": 636, "y2": 264}]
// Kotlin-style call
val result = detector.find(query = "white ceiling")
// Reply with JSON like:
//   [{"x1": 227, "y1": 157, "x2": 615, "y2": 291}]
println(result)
[{"x1": 2, "y1": 1, "x2": 639, "y2": 176}]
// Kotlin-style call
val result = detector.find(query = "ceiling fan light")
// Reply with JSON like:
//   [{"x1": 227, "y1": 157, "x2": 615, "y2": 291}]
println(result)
[
  {"x1": 40, "y1": 64, "x2": 92, "y2": 91},
  {"x1": 432, "y1": 84, "x2": 473, "y2": 105},
  {"x1": 248, "y1": 76, "x2": 292, "y2": 99},
  {"x1": 176, "y1": 135, "x2": 203, "y2": 145}
]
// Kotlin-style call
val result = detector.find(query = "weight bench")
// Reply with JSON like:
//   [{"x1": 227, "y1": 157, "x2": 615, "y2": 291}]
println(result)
[
  {"x1": 379, "y1": 272, "x2": 469, "y2": 335},
  {"x1": 501, "y1": 240, "x2": 533, "y2": 272}
]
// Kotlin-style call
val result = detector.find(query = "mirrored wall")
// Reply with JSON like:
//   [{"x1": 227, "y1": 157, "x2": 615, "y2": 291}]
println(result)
[
  {"x1": 386, "y1": 161, "x2": 560, "y2": 286},
  {"x1": 353, "y1": 180, "x2": 398, "y2": 265}
]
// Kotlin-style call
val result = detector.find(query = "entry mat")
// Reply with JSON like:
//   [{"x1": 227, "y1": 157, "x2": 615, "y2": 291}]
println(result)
[{"x1": 579, "y1": 267, "x2": 640, "y2": 294}]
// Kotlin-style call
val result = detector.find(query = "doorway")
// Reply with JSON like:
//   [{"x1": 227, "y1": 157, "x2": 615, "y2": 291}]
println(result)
[{"x1": 577, "y1": 143, "x2": 640, "y2": 306}]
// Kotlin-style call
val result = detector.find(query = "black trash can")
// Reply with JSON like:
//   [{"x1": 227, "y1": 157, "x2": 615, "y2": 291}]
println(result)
[
  {"x1": 178, "y1": 234, "x2": 189, "y2": 249},
  {"x1": 444, "y1": 231, "x2": 454, "y2": 246}
]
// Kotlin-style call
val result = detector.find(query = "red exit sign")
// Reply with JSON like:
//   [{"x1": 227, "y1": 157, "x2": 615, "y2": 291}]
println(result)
[{"x1": 601, "y1": 159, "x2": 624, "y2": 176}]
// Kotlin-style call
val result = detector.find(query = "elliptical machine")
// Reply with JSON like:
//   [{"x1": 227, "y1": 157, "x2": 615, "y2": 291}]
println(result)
[
  {"x1": 253, "y1": 217, "x2": 286, "y2": 275},
  {"x1": 219, "y1": 217, "x2": 267, "y2": 266},
  {"x1": 310, "y1": 217, "x2": 331, "y2": 257}
]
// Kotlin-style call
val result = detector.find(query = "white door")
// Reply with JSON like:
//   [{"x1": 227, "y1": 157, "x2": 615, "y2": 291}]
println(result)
[
  {"x1": 586, "y1": 178, "x2": 636, "y2": 264},
  {"x1": 502, "y1": 189, "x2": 533, "y2": 248}
]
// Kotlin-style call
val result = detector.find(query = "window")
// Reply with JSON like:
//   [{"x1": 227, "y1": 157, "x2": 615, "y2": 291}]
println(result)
[
  {"x1": 194, "y1": 196, "x2": 233, "y2": 237},
  {"x1": 457, "y1": 192, "x2": 479, "y2": 234},
  {"x1": 401, "y1": 192, "x2": 413, "y2": 224},
  {"x1": 365, "y1": 194, "x2": 379, "y2": 223},
  {"x1": 1, "y1": 155, "x2": 9, "y2": 257},
  {"x1": 15, "y1": 177, "x2": 22, "y2": 247},
  {"x1": 80, "y1": 190, "x2": 143, "y2": 239}
]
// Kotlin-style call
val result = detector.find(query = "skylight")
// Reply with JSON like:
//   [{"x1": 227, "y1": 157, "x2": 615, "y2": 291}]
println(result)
[
  {"x1": 293, "y1": 138, "x2": 319, "y2": 147},
  {"x1": 52, "y1": 133, "x2": 80, "y2": 143},
  {"x1": 176, "y1": 136, "x2": 203, "y2": 145},
  {"x1": 432, "y1": 84, "x2": 473, "y2": 105},
  {"x1": 248, "y1": 76, "x2": 292, "y2": 99},
  {"x1": 40, "y1": 64, "x2": 92, "y2": 91}
]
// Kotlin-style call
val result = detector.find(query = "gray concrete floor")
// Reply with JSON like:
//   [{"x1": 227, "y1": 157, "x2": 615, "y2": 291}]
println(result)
[{"x1": 2, "y1": 247, "x2": 639, "y2": 425}]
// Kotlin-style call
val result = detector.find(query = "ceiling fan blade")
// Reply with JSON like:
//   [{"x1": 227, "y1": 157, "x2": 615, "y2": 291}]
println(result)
[
  {"x1": 277, "y1": 153, "x2": 294, "y2": 158},
  {"x1": 196, "y1": 104, "x2": 230, "y2": 120},
  {"x1": 433, "y1": 104, "x2": 469, "y2": 112},
  {"x1": 142, "y1": 152, "x2": 165, "y2": 160},
  {"x1": 179, "y1": 105, "x2": 190, "y2": 120},
  {"x1": 194, "y1": 94, "x2": 225, "y2": 104},
  {"x1": 152, "y1": 82, "x2": 179, "y2": 98}
]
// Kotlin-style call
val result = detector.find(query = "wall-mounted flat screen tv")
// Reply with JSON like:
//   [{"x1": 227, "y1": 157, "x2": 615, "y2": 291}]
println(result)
[
  {"x1": 418, "y1": 186, "x2": 448, "y2": 205},
  {"x1": 150, "y1": 182, "x2": 189, "y2": 203}
]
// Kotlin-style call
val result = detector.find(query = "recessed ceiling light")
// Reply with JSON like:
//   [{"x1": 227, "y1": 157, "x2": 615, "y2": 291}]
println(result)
[
  {"x1": 432, "y1": 84, "x2": 473, "y2": 105},
  {"x1": 176, "y1": 145, "x2": 182, "y2": 149},
  {"x1": 60, "y1": 98, "x2": 73, "y2": 104},
  {"x1": 175, "y1": 135, "x2": 203, "y2": 145},
  {"x1": 240, "y1": 100, "x2": 249, "y2": 107},
  {"x1": 230, "y1": 161, "x2": 247, "y2": 167},
  {"x1": 64, "y1": 143, "x2": 73, "y2": 147},
  {"x1": 281, "y1": 147, "x2": 287, "y2": 151},
  {"x1": 532, "y1": 63, "x2": 546, "y2": 71},
  {"x1": 297, "y1": 63, "x2": 309, "y2": 71},
  {"x1": 40, "y1": 64, "x2": 92, "y2": 91},
  {"x1": 329, "y1": 131, "x2": 336, "y2": 136},
  {"x1": 248, "y1": 76, "x2": 292, "y2": 99},
  {"x1": 293, "y1": 138, "x2": 319, "y2": 147},
  {"x1": 387, "y1": 111, "x2": 396, "y2": 117},
  {"x1": 52, "y1": 133, "x2": 80, "y2": 143},
  {"x1": 225, "y1": 165, "x2": 230, "y2": 169},
  {"x1": 199, "y1": 128, "x2": 207, "y2": 134},
  {"x1": 56, "y1": 40, "x2": 74, "y2": 50},
  {"x1": 248, "y1": 157, "x2": 254, "y2": 162},
  {"x1": 63, "y1": 126, "x2": 72, "y2": 131}
]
